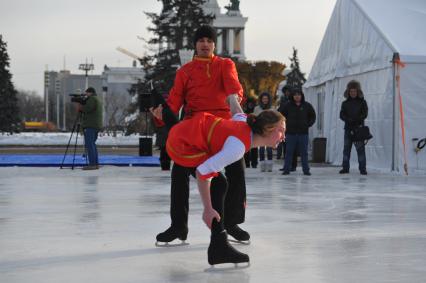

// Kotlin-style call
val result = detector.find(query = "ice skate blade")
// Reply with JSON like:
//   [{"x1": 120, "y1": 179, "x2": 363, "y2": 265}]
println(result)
[
  {"x1": 228, "y1": 239, "x2": 251, "y2": 245},
  {"x1": 204, "y1": 262, "x2": 250, "y2": 272},
  {"x1": 155, "y1": 240, "x2": 189, "y2": 247}
]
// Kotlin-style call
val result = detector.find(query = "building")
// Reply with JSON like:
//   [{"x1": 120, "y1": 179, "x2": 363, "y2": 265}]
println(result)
[
  {"x1": 101, "y1": 65, "x2": 145, "y2": 131},
  {"x1": 204, "y1": 0, "x2": 248, "y2": 60},
  {"x1": 44, "y1": 70, "x2": 102, "y2": 131},
  {"x1": 44, "y1": 65, "x2": 143, "y2": 131}
]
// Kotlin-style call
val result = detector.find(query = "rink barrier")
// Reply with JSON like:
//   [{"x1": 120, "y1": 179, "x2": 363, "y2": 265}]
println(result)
[{"x1": 0, "y1": 154, "x2": 160, "y2": 167}]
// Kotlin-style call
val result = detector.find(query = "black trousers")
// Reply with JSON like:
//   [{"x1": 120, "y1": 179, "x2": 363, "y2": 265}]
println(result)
[
  {"x1": 170, "y1": 158, "x2": 246, "y2": 230},
  {"x1": 280, "y1": 142, "x2": 298, "y2": 169},
  {"x1": 244, "y1": 147, "x2": 258, "y2": 168},
  {"x1": 159, "y1": 146, "x2": 171, "y2": 170}
]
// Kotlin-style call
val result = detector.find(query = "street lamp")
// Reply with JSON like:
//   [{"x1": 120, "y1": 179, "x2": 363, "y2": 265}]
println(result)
[{"x1": 79, "y1": 60, "x2": 94, "y2": 89}]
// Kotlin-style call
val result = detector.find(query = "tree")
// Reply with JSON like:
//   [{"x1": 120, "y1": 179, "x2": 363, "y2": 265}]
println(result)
[
  {"x1": 126, "y1": 0, "x2": 214, "y2": 134},
  {"x1": 104, "y1": 91, "x2": 130, "y2": 135},
  {"x1": 0, "y1": 35, "x2": 20, "y2": 133},
  {"x1": 144, "y1": 0, "x2": 214, "y2": 89},
  {"x1": 286, "y1": 47, "x2": 306, "y2": 89},
  {"x1": 16, "y1": 90, "x2": 44, "y2": 122}
]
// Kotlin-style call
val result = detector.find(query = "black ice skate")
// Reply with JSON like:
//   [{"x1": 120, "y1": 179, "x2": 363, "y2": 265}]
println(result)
[
  {"x1": 226, "y1": 224, "x2": 251, "y2": 245},
  {"x1": 207, "y1": 231, "x2": 250, "y2": 267},
  {"x1": 155, "y1": 226, "x2": 189, "y2": 247}
]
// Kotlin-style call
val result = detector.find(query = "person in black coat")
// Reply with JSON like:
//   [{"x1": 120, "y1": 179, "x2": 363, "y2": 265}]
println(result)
[
  {"x1": 277, "y1": 85, "x2": 298, "y2": 169},
  {"x1": 281, "y1": 87, "x2": 316, "y2": 175},
  {"x1": 339, "y1": 80, "x2": 368, "y2": 175},
  {"x1": 243, "y1": 90, "x2": 259, "y2": 168}
]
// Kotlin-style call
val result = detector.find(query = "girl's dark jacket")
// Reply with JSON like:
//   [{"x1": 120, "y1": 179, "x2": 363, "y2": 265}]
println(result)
[{"x1": 281, "y1": 92, "x2": 316, "y2": 135}]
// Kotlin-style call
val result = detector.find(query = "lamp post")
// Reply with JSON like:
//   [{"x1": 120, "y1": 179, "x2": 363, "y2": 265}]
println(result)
[
  {"x1": 79, "y1": 60, "x2": 94, "y2": 89},
  {"x1": 44, "y1": 69, "x2": 49, "y2": 122}
]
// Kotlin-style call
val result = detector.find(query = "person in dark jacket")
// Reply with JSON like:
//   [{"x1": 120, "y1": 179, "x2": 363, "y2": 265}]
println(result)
[
  {"x1": 77, "y1": 87, "x2": 103, "y2": 170},
  {"x1": 281, "y1": 87, "x2": 316, "y2": 175},
  {"x1": 243, "y1": 90, "x2": 258, "y2": 168},
  {"x1": 339, "y1": 80, "x2": 368, "y2": 175},
  {"x1": 276, "y1": 86, "x2": 289, "y2": 160},
  {"x1": 254, "y1": 92, "x2": 274, "y2": 172},
  {"x1": 277, "y1": 85, "x2": 298, "y2": 169}
]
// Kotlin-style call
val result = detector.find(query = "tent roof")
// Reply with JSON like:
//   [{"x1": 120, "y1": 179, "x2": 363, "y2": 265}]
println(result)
[
  {"x1": 356, "y1": 0, "x2": 426, "y2": 61},
  {"x1": 305, "y1": 0, "x2": 426, "y2": 87}
]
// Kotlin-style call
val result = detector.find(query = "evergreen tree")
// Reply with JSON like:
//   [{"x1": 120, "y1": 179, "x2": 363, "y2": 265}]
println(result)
[
  {"x1": 126, "y1": 0, "x2": 214, "y2": 134},
  {"x1": 286, "y1": 47, "x2": 306, "y2": 89},
  {"x1": 143, "y1": 0, "x2": 214, "y2": 90},
  {"x1": 0, "y1": 35, "x2": 20, "y2": 133}
]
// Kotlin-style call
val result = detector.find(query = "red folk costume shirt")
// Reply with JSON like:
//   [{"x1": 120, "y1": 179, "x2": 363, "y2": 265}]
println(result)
[
  {"x1": 166, "y1": 113, "x2": 251, "y2": 180},
  {"x1": 167, "y1": 55, "x2": 244, "y2": 119}
]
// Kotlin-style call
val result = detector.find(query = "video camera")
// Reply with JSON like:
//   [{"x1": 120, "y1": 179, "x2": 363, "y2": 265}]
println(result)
[
  {"x1": 69, "y1": 93, "x2": 89, "y2": 105},
  {"x1": 138, "y1": 80, "x2": 166, "y2": 112}
]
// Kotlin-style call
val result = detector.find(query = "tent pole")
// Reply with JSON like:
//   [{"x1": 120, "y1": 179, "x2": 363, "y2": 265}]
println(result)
[{"x1": 391, "y1": 53, "x2": 398, "y2": 171}]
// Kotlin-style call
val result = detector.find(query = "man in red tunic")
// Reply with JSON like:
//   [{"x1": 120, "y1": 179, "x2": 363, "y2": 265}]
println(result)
[{"x1": 156, "y1": 25, "x2": 250, "y2": 244}]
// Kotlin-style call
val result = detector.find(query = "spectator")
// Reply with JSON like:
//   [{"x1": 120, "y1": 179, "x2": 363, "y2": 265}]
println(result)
[
  {"x1": 339, "y1": 80, "x2": 368, "y2": 175},
  {"x1": 243, "y1": 89, "x2": 259, "y2": 168},
  {"x1": 254, "y1": 92, "x2": 273, "y2": 172},
  {"x1": 277, "y1": 85, "x2": 298, "y2": 170},
  {"x1": 281, "y1": 88, "x2": 316, "y2": 175}
]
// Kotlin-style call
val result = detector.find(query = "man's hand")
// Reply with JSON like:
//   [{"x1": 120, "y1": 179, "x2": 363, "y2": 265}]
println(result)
[
  {"x1": 196, "y1": 170, "x2": 221, "y2": 230},
  {"x1": 76, "y1": 103, "x2": 83, "y2": 112},
  {"x1": 202, "y1": 207, "x2": 221, "y2": 229},
  {"x1": 227, "y1": 94, "x2": 244, "y2": 115},
  {"x1": 149, "y1": 105, "x2": 163, "y2": 120}
]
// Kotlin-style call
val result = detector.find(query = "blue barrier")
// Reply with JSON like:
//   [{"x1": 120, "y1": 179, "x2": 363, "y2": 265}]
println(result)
[{"x1": 0, "y1": 154, "x2": 160, "y2": 167}]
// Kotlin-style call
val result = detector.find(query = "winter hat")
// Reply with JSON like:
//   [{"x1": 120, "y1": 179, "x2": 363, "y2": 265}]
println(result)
[
  {"x1": 281, "y1": 85, "x2": 290, "y2": 94},
  {"x1": 193, "y1": 25, "x2": 217, "y2": 46},
  {"x1": 85, "y1": 87, "x2": 96, "y2": 95},
  {"x1": 344, "y1": 80, "x2": 364, "y2": 98},
  {"x1": 289, "y1": 87, "x2": 305, "y2": 102},
  {"x1": 290, "y1": 87, "x2": 303, "y2": 96}
]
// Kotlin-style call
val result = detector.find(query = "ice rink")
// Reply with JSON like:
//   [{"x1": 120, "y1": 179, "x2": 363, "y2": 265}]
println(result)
[{"x1": 1, "y1": 164, "x2": 425, "y2": 283}]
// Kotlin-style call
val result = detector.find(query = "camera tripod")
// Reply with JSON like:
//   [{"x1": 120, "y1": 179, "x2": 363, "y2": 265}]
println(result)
[{"x1": 60, "y1": 112, "x2": 88, "y2": 169}]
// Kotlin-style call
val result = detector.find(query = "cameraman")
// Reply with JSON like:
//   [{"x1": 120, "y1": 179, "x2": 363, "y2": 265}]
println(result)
[{"x1": 76, "y1": 87, "x2": 103, "y2": 170}]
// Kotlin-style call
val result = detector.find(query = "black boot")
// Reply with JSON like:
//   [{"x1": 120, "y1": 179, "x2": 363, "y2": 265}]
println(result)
[
  {"x1": 156, "y1": 226, "x2": 188, "y2": 243},
  {"x1": 226, "y1": 224, "x2": 250, "y2": 242},
  {"x1": 160, "y1": 161, "x2": 171, "y2": 170},
  {"x1": 208, "y1": 231, "x2": 249, "y2": 265}
]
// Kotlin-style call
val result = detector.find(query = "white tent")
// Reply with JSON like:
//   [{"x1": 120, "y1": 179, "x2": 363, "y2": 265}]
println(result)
[{"x1": 304, "y1": 0, "x2": 426, "y2": 173}]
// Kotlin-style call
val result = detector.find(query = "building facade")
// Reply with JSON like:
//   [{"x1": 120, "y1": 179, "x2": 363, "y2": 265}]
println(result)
[
  {"x1": 203, "y1": 0, "x2": 248, "y2": 60},
  {"x1": 44, "y1": 65, "x2": 143, "y2": 131}
]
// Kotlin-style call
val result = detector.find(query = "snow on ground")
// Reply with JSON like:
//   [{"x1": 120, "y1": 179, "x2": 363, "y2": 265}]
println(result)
[{"x1": 0, "y1": 132, "x2": 148, "y2": 146}]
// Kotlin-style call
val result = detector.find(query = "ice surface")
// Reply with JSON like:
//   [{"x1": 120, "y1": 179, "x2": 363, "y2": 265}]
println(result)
[{"x1": 0, "y1": 165, "x2": 425, "y2": 282}]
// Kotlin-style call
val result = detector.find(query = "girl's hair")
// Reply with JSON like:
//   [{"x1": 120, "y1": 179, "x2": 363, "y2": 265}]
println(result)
[{"x1": 246, "y1": 110, "x2": 285, "y2": 136}]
